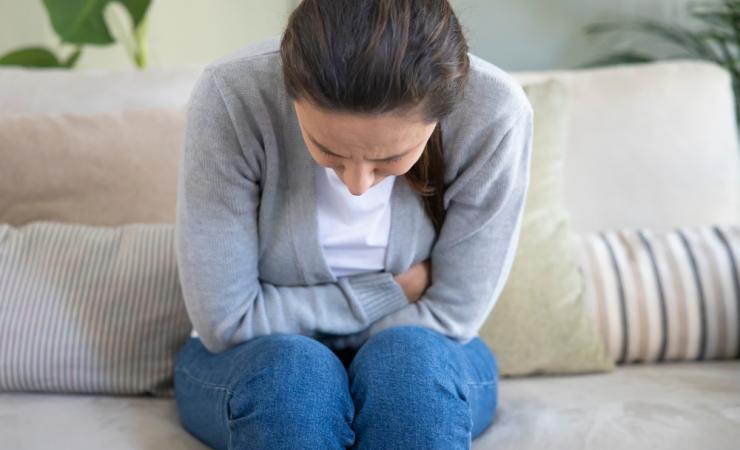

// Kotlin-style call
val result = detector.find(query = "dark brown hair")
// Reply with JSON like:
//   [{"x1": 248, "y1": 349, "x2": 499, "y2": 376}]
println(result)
[{"x1": 280, "y1": 0, "x2": 470, "y2": 235}]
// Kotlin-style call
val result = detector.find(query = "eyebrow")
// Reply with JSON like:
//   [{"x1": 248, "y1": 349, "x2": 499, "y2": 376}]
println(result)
[{"x1": 305, "y1": 130, "x2": 422, "y2": 162}]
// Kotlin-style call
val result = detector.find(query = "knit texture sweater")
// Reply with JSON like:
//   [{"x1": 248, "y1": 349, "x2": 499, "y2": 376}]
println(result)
[{"x1": 175, "y1": 34, "x2": 534, "y2": 354}]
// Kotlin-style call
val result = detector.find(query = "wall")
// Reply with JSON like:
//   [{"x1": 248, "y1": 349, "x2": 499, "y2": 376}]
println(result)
[
  {"x1": 0, "y1": 0, "x2": 718, "y2": 71},
  {"x1": 452, "y1": 0, "x2": 711, "y2": 70}
]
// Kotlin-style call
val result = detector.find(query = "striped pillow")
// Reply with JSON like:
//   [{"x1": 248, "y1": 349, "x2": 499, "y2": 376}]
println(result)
[
  {"x1": 578, "y1": 225, "x2": 739, "y2": 364},
  {"x1": 0, "y1": 221, "x2": 192, "y2": 396}
]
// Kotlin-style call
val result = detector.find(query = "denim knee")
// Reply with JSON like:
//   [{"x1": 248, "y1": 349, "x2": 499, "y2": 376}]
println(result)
[
  {"x1": 226, "y1": 334, "x2": 356, "y2": 449},
  {"x1": 347, "y1": 326, "x2": 474, "y2": 448},
  {"x1": 175, "y1": 334, "x2": 356, "y2": 450}
]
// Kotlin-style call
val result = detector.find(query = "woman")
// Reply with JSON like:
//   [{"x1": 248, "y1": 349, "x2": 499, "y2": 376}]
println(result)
[{"x1": 173, "y1": 0, "x2": 533, "y2": 449}]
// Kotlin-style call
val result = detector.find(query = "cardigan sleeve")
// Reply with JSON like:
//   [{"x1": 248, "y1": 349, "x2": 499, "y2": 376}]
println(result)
[
  {"x1": 322, "y1": 105, "x2": 534, "y2": 351},
  {"x1": 175, "y1": 68, "x2": 409, "y2": 354}
]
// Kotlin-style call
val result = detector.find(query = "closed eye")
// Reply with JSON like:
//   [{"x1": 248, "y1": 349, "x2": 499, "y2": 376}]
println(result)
[{"x1": 320, "y1": 149, "x2": 403, "y2": 163}]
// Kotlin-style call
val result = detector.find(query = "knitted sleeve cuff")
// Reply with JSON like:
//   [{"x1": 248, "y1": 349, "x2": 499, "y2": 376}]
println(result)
[{"x1": 345, "y1": 271, "x2": 409, "y2": 323}]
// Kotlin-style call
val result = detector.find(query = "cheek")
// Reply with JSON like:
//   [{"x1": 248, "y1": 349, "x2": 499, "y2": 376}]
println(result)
[
  {"x1": 392, "y1": 152, "x2": 424, "y2": 175},
  {"x1": 389, "y1": 162, "x2": 414, "y2": 176}
]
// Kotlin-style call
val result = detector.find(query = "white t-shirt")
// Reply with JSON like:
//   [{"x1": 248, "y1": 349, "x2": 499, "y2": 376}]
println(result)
[
  {"x1": 189, "y1": 164, "x2": 396, "y2": 339},
  {"x1": 315, "y1": 164, "x2": 396, "y2": 278}
]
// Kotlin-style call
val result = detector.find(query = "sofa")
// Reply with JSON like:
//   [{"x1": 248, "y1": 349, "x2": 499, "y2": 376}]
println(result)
[{"x1": 1, "y1": 57, "x2": 739, "y2": 450}]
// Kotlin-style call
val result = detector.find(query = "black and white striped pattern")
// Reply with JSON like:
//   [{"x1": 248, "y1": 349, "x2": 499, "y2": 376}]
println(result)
[
  {"x1": 0, "y1": 221, "x2": 193, "y2": 396},
  {"x1": 579, "y1": 225, "x2": 740, "y2": 364}
]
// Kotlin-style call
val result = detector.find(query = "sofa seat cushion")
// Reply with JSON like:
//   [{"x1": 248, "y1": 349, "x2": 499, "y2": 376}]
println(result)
[
  {"x1": 479, "y1": 360, "x2": 740, "y2": 450},
  {"x1": 1, "y1": 361, "x2": 738, "y2": 450}
]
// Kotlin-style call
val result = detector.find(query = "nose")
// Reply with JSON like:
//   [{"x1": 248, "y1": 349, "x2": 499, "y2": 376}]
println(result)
[{"x1": 342, "y1": 165, "x2": 375, "y2": 196}]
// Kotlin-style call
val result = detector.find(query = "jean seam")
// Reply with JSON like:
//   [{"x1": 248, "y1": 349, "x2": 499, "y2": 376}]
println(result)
[
  {"x1": 467, "y1": 381, "x2": 496, "y2": 387},
  {"x1": 444, "y1": 360, "x2": 497, "y2": 388},
  {"x1": 175, "y1": 367, "x2": 234, "y2": 394},
  {"x1": 175, "y1": 367, "x2": 235, "y2": 450}
]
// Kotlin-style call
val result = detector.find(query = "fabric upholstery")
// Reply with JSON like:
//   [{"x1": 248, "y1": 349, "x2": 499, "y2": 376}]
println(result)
[
  {"x1": 480, "y1": 78, "x2": 615, "y2": 376},
  {"x1": 1, "y1": 361, "x2": 738, "y2": 450},
  {"x1": 511, "y1": 60, "x2": 740, "y2": 233},
  {"x1": 4, "y1": 59, "x2": 736, "y2": 232},
  {"x1": 0, "y1": 108, "x2": 185, "y2": 226},
  {"x1": 0, "y1": 222, "x2": 192, "y2": 396},
  {"x1": 577, "y1": 224, "x2": 740, "y2": 364},
  {"x1": 0, "y1": 66, "x2": 202, "y2": 114}
]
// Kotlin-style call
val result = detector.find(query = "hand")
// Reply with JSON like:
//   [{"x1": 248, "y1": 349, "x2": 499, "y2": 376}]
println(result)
[{"x1": 393, "y1": 258, "x2": 431, "y2": 303}]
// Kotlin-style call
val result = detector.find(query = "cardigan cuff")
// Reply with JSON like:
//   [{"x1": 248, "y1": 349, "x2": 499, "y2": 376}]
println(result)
[{"x1": 346, "y1": 271, "x2": 409, "y2": 323}]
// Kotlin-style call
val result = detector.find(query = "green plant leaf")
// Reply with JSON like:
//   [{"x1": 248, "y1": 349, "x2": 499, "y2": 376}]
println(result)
[
  {"x1": 699, "y1": 30, "x2": 740, "y2": 74},
  {"x1": 62, "y1": 47, "x2": 83, "y2": 68},
  {"x1": 691, "y1": 10, "x2": 735, "y2": 32},
  {"x1": 577, "y1": 51, "x2": 656, "y2": 69},
  {"x1": 104, "y1": 3, "x2": 137, "y2": 56},
  {"x1": 0, "y1": 47, "x2": 64, "y2": 67},
  {"x1": 584, "y1": 19, "x2": 722, "y2": 63},
  {"x1": 689, "y1": 1, "x2": 740, "y2": 36},
  {"x1": 133, "y1": 14, "x2": 149, "y2": 68},
  {"x1": 41, "y1": 0, "x2": 151, "y2": 45}
]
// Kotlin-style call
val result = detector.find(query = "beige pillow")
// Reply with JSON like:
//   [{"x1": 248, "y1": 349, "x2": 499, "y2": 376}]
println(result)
[
  {"x1": 0, "y1": 108, "x2": 186, "y2": 226},
  {"x1": 480, "y1": 78, "x2": 616, "y2": 377}
]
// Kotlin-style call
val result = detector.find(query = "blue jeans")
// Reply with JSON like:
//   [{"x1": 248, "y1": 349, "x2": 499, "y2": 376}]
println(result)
[{"x1": 173, "y1": 325, "x2": 499, "y2": 449}]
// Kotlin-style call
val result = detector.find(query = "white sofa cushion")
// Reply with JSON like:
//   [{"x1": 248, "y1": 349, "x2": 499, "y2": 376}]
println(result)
[{"x1": 512, "y1": 60, "x2": 740, "y2": 233}]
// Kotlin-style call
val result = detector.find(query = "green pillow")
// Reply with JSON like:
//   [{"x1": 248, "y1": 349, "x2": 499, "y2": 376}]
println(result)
[{"x1": 479, "y1": 78, "x2": 615, "y2": 377}]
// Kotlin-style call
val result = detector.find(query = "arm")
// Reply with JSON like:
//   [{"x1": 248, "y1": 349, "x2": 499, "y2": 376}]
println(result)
[
  {"x1": 175, "y1": 68, "x2": 408, "y2": 354},
  {"x1": 324, "y1": 106, "x2": 534, "y2": 350}
]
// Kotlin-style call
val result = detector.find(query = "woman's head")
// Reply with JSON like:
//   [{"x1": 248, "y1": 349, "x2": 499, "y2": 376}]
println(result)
[
  {"x1": 292, "y1": 101, "x2": 436, "y2": 195},
  {"x1": 281, "y1": 0, "x2": 470, "y2": 233}
]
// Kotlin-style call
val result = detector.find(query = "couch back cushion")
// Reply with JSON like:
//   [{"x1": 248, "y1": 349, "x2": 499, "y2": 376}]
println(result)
[
  {"x1": 0, "y1": 66, "x2": 202, "y2": 114},
  {"x1": 512, "y1": 60, "x2": 740, "y2": 233},
  {"x1": 0, "y1": 108, "x2": 185, "y2": 226},
  {"x1": 3, "y1": 59, "x2": 736, "y2": 233}
]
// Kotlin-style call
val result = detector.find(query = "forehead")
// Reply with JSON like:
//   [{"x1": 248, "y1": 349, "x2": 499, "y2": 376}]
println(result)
[{"x1": 294, "y1": 100, "x2": 432, "y2": 152}]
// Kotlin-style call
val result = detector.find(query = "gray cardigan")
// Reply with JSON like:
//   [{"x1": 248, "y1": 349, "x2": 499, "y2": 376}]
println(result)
[{"x1": 175, "y1": 35, "x2": 534, "y2": 354}]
